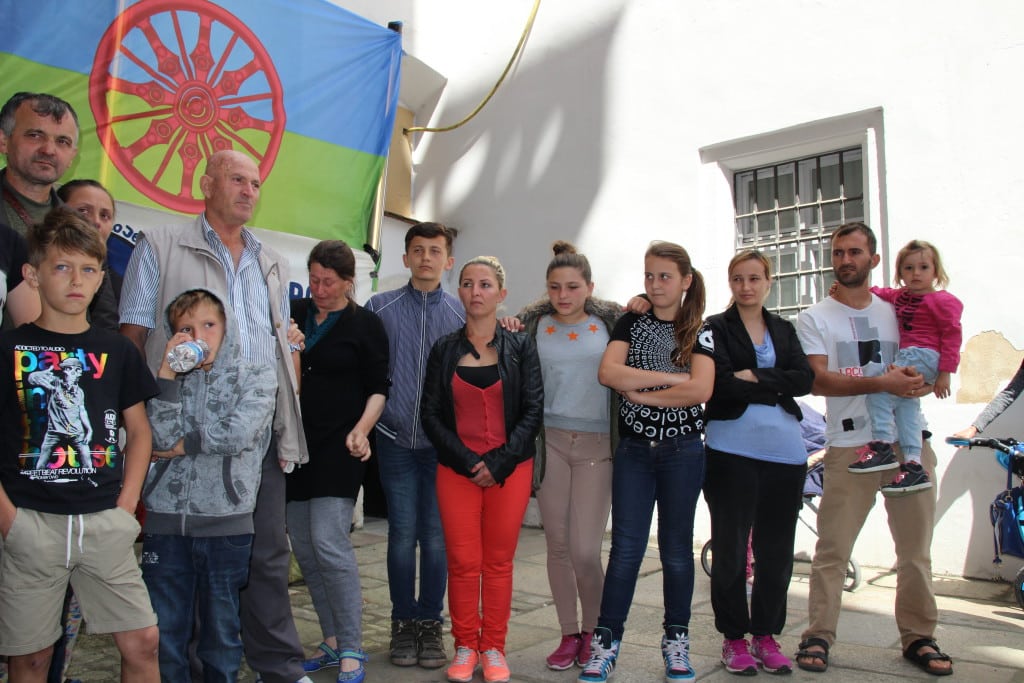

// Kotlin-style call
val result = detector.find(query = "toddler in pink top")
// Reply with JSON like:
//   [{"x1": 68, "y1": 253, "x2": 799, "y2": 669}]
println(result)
[{"x1": 848, "y1": 240, "x2": 963, "y2": 496}]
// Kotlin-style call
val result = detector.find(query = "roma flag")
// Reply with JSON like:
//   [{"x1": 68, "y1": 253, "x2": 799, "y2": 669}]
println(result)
[{"x1": 0, "y1": 0, "x2": 402, "y2": 248}]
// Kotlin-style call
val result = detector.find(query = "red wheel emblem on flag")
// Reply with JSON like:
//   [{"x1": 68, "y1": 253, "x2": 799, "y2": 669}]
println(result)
[{"x1": 89, "y1": 0, "x2": 285, "y2": 213}]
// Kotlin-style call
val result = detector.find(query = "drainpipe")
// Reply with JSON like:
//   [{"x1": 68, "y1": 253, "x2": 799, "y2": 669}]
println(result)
[{"x1": 364, "y1": 20, "x2": 403, "y2": 292}]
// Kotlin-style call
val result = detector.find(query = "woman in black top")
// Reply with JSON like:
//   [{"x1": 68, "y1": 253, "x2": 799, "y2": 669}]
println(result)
[{"x1": 287, "y1": 240, "x2": 389, "y2": 682}]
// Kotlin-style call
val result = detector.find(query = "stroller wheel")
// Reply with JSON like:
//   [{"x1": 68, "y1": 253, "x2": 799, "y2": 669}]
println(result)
[
  {"x1": 1014, "y1": 566, "x2": 1024, "y2": 610},
  {"x1": 701, "y1": 539, "x2": 713, "y2": 578},
  {"x1": 844, "y1": 558, "x2": 862, "y2": 592}
]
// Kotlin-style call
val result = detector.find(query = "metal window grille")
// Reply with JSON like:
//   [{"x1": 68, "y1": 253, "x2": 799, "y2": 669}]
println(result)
[{"x1": 733, "y1": 147, "x2": 864, "y2": 320}]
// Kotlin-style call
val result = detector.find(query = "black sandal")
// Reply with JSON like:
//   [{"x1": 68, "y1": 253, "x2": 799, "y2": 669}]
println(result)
[
  {"x1": 903, "y1": 638, "x2": 953, "y2": 676},
  {"x1": 795, "y1": 637, "x2": 829, "y2": 673}
]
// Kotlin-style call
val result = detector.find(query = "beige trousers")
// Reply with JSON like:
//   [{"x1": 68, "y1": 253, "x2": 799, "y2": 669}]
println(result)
[{"x1": 802, "y1": 440, "x2": 938, "y2": 650}]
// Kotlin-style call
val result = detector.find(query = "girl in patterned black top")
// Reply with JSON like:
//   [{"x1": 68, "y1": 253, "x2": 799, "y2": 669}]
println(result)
[{"x1": 579, "y1": 241, "x2": 714, "y2": 683}]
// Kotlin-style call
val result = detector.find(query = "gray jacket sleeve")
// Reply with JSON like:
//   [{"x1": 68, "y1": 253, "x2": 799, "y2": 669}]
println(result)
[{"x1": 974, "y1": 360, "x2": 1024, "y2": 432}]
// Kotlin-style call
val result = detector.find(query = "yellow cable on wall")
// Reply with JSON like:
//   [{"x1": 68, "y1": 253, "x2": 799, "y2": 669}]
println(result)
[{"x1": 405, "y1": 0, "x2": 541, "y2": 136}]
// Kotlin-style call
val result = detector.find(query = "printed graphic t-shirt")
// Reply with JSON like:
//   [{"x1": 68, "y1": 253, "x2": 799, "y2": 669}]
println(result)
[
  {"x1": 796, "y1": 295, "x2": 900, "y2": 447},
  {"x1": 0, "y1": 324, "x2": 158, "y2": 514},
  {"x1": 610, "y1": 312, "x2": 714, "y2": 440}
]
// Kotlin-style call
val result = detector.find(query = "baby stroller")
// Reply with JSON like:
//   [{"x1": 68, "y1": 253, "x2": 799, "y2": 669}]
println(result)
[
  {"x1": 700, "y1": 402, "x2": 862, "y2": 591},
  {"x1": 700, "y1": 460, "x2": 863, "y2": 592},
  {"x1": 945, "y1": 435, "x2": 1024, "y2": 609}
]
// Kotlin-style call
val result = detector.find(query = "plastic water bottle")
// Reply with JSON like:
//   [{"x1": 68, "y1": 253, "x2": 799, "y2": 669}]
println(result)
[{"x1": 166, "y1": 339, "x2": 210, "y2": 372}]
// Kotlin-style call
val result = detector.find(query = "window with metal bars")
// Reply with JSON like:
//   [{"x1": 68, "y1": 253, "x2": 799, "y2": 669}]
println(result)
[{"x1": 733, "y1": 147, "x2": 864, "y2": 320}]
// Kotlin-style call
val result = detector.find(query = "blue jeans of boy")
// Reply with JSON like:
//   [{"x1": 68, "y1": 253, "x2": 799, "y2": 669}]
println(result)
[
  {"x1": 141, "y1": 533, "x2": 253, "y2": 683},
  {"x1": 867, "y1": 345, "x2": 938, "y2": 457},
  {"x1": 376, "y1": 438, "x2": 447, "y2": 622},
  {"x1": 597, "y1": 433, "x2": 705, "y2": 640}
]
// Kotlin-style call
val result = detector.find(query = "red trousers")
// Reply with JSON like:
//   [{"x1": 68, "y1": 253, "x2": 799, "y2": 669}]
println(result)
[{"x1": 436, "y1": 460, "x2": 533, "y2": 652}]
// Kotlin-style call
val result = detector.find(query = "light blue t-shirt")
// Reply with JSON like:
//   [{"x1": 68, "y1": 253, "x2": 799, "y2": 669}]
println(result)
[
  {"x1": 705, "y1": 330, "x2": 807, "y2": 464},
  {"x1": 534, "y1": 314, "x2": 609, "y2": 432}
]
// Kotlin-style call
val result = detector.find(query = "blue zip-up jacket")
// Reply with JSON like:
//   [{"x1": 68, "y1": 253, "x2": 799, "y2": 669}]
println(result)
[{"x1": 366, "y1": 281, "x2": 464, "y2": 449}]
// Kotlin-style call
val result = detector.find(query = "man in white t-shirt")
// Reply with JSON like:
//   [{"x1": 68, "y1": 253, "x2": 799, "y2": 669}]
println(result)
[{"x1": 794, "y1": 223, "x2": 953, "y2": 676}]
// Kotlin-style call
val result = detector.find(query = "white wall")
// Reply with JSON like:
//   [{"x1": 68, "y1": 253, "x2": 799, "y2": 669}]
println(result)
[{"x1": 347, "y1": 0, "x2": 1024, "y2": 578}]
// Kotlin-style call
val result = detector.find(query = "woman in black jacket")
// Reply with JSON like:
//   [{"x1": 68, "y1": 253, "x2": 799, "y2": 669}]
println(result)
[
  {"x1": 703, "y1": 250, "x2": 814, "y2": 676},
  {"x1": 420, "y1": 255, "x2": 543, "y2": 683}
]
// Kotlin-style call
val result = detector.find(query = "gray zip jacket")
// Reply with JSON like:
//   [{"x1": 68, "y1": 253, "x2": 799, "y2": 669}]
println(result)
[{"x1": 142, "y1": 289, "x2": 276, "y2": 536}]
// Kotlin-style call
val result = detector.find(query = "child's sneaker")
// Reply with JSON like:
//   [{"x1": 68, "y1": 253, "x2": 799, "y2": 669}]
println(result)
[
  {"x1": 389, "y1": 619, "x2": 418, "y2": 667},
  {"x1": 446, "y1": 647, "x2": 478, "y2": 683},
  {"x1": 881, "y1": 462, "x2": 933, "y2": 497},
  {"x1": 576, "y1": 631, "x2": 593, "y2": 668},
  {"x1": 662, "y1": 626, "x2": 695, "y2": 681},
  {"x1": 721, "y1": 638, "x2": 757, "y2": 675},
  {"x1": 547, "y1": 633, "x2": 583, "y2": 670},
  {"x1": 416, "y1": 619, "x2": 448, "y2": 669},
  {"x1": 480, "y1": 649, "x2": 511, "y2": 683},
  {"x1": 751, "y1": 634, "x2": 793, "y2": 674},
  {"x1": 848, "y1": 441, "x2": 899, "y2": 473},
  {"x1": 578, "y1": 627, "x2": 619, "y2": 682}
]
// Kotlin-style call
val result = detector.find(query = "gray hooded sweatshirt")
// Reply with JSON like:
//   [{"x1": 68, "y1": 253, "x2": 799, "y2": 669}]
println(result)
[{"x1": 142, "y1": 288, "x2": 276, "y2": 536}]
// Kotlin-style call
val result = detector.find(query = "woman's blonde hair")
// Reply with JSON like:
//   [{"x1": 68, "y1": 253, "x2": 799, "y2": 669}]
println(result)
[
  {"x1": 725, "y1": 249, "x2": 772, "y2": 309},
  {"x1": 460, "y1": 255, "x2": 506, "y2": 288}
]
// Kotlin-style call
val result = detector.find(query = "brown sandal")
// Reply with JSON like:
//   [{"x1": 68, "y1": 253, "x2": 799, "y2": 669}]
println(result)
[
  {"x1": 903, "y1": 638, "x2": 953, "y2": 676},
  {"x1": 795, "y1": 637, "x2": 829, "y2": 673}
]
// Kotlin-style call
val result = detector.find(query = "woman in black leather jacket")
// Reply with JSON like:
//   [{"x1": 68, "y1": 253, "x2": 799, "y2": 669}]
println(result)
[{"x1": 420, "y1": 255, "x2": 543, "y2": 683}]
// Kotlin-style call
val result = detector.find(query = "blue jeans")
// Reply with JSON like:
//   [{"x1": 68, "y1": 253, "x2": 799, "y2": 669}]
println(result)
[
  {"x1": 376, "y1": 437, "x2": 447, "y2": 621},
  {"x1": 597, "y1": 434, "x2": 705, "y2": 640},
  {"x1": 141, "y1": 533, "x2": 253, "y2": 683},
  {"x1": 867, "y1": 345, "x2": 938, "y2": 457}
]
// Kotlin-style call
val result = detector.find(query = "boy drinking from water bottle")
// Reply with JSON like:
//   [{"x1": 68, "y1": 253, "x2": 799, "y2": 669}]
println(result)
[{"x1": 139, "y1": 288, "x2": 277, "y2": 681}]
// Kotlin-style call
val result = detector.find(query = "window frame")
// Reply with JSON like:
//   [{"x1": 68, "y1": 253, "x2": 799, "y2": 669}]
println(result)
[{"x1": 700, "y1": 108, "x2": 888, "y2": 319}]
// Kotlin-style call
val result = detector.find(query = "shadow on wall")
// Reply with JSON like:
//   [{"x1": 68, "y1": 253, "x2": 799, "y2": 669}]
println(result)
[
  {"x1": 938, "y1": 334, "x2": 1024, "y2": 579},
  {"x1": 412, "y1": 9, "x2": 623, "y2": 311}
]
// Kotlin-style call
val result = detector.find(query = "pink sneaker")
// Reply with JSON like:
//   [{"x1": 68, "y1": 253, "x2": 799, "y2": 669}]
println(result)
[
  {"x1": 576, "y1": 631, "x2": 593, "y2": 668},
  {"x1": 751, "y1": 635, "x2": 793, "y2": 674},
  {"x1": 722, "y1": 638, "x2": 757, "y2": 675},
  {"x1": 480, "y1": 649, "x2": 510, "y2": 683},
  {"x1": 446, "y1": 646, "x2": 478, "y2": 683},
  {"x1": 546, "y1": 634, "x2": 582, "y2": 670}
]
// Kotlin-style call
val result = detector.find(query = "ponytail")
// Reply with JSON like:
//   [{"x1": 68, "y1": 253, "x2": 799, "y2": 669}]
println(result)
[
  {"x1": 674, "y1": 268, "x2": 705, "y2": 367},
  {"x1": 644, "y1": 241, "x2": 706, "y2": 368}
]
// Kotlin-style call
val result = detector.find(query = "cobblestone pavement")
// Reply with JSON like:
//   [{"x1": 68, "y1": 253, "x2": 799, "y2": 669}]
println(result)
[{"x1": 61, "y1": 519, "x2": 1024, "y2": 682}]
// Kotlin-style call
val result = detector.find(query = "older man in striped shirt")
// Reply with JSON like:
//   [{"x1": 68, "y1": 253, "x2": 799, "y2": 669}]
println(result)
[{"x1": 119, "y1": 149, "x2": 312, "y2": 683}]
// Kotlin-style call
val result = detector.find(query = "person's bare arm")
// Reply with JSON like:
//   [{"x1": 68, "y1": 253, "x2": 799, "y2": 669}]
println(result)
[
  {"x1": 598, "y1": 340, "x2": 686, "y2": 391},
  {"x1": 120, "y1": 323, "x2": 151, "y2": 355},
  {"x1": 0, "y1": 482, "x2": 16, "y2": 539},
  {"x1": 117, "y1": 401, "x2": 153, "y2": 514},
  {"x1": 806, "y1": 354, "x2": 925, "y2": 397},
  {"x1": 622, "y1": 354, "x2": 714, "y2": 407},
  {"x1": 345, "y1": 393, "x2": 386, "y2": 462}
]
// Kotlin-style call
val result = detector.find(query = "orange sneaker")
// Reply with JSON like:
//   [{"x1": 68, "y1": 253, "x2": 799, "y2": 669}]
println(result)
[
  {"x1": 446, "y1": 646, "x2": 478, "y2": 683},
  {"x1": 480, "y1": 648, "x2": 511, "y2": 683}
]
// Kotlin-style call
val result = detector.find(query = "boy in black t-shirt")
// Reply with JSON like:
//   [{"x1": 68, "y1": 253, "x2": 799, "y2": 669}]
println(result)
[{"x1": 0, "y1": 207, "x2": 159, "y2": 682}]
